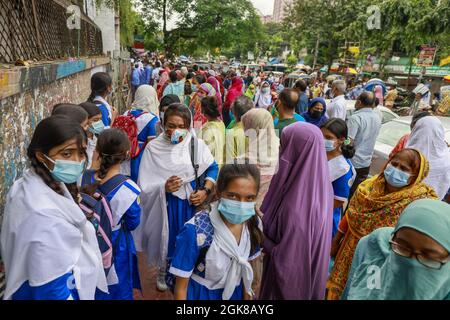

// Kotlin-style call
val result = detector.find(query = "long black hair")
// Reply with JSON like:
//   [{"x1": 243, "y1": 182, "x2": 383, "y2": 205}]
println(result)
[
  {"x1": 320, "y1": 118, "x2": 355, "y2": 159},
  {"x1": 88, "y1": 72, "x2": 112, "y2": 102},
  {"x1": 27, "y1": 115, "x2": 87, "y2": 202},
  {"x1": 82, "y1": 129, "x2": 130, "y2": 195},
  {"x1": 216, "y1": 163, "x2": 263, "y2": 253}
]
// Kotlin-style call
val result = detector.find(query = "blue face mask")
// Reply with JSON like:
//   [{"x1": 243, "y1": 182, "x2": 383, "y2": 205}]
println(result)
[
  {"x1": 324, "y1": 139, "x2": 336, "y2": 152},
  {"x1": 44, "y1": 154, "x2": 85, "y2": 184},
  {"x1": 384, "y1": 164, "x2": 411, "y2": 188},
  {"x1": 191, "y1": 84, "x2": 198, "y2": 92},
  {"x1": 89, "y1": 120, "x2": 105, "y2": 135},
  {"x1": 218, "y1": 198, "x2": 256, "y2": 225}
]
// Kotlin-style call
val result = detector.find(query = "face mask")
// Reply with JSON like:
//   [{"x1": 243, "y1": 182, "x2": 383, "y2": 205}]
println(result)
[
  {"x1": 262, "y1": 87, "x2": 270, "y2": 94},
  {"x1": 384, "y1": 164, "x2": 411, "y2": 188},
  {"x1": 324, "y1": 139, "x2": 336, "y2": 152},
  {"x1": 44, "y1": 154, "x2": 85, "y2": 184},
  {"x1": 191, "y1": 84, "x2": 198, "y2": 92},
  {"x1": 89, "y1": 120, "x2": 105, "y2": 135},
  {"x1": 218, "y1": 198, "x2": 256, "y2": 225},
  {"x1": 311, "y1": 110, "x2": 322, "y2": 119},
  {"x1": 170, "y1": 129, "x2": 188, "y2": 145}
]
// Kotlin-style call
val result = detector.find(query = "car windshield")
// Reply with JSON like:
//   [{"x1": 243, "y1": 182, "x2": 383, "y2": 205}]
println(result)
[{"x1": 377, "y1": 121, "x2": 410, "y2": 147}]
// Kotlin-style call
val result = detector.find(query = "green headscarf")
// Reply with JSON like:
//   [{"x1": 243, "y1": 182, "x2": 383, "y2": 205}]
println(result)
[{"x1": 343, "y1": 199, "x2": 450, "y2": 300}]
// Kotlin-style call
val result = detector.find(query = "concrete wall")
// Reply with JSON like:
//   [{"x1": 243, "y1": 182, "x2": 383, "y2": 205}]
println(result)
[{"x1": 0, "y1": 57, "x2": 110, "y2": 219}]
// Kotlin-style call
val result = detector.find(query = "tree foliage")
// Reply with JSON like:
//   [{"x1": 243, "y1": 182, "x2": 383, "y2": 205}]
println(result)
[{"x1": 285, "y1": 0, "x2": 450, "y2": 69}]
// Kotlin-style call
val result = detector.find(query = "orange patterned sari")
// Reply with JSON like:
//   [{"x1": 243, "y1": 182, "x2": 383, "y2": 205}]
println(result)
[{"x1": 326, "y1": 152, "x2": 437, "y2": 300}]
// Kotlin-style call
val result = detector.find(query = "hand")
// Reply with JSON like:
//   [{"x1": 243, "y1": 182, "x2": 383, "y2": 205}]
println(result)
[
  {"x1": 112, "y1": 107, "x2": 119, "y2": 120},
  {"x1": 165, "y1": 176, "x2": 183, "y2": 193},
  {"x1": 189, "y1": 190, "x2": 207, "y2": 207}
]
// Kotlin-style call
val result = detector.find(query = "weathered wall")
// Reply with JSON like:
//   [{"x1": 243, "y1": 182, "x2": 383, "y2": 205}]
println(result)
[{"x1": 0, "y1": 57, "x2": 110, "y2": 219}]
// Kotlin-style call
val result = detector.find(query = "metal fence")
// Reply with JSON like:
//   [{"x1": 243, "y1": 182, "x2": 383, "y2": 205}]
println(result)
[{"x1": 0, "y1": 0, "x2": 103, "y2": 64}]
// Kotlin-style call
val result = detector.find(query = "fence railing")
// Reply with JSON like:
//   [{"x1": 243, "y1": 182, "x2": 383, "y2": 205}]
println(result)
[{"x1": 0, "y1": 0, "x2": 103, "y2": 64}]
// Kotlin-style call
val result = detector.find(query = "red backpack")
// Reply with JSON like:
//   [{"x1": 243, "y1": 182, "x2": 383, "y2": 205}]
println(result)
[{"x1": 112, "y1": 112, "x2": 145, "y2": 158}]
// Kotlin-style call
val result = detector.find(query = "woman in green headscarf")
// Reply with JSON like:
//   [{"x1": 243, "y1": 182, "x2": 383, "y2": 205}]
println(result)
[{"x1": 343, "y1": 199, "x2": 450, "y2": 300}]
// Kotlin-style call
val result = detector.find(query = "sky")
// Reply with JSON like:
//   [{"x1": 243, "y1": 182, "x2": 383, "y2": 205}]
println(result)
[{"x1": 251, "y1": 0, "x2": 274, "y2": 15}]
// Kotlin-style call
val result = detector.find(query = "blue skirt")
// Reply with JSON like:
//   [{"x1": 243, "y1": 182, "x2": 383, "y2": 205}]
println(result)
[
  {"x1": 96, "y1": 229, "x2": 141, "y2": 300},
  {"x1": 187, "y1": 278, "x2": 243, "y2": 300}
]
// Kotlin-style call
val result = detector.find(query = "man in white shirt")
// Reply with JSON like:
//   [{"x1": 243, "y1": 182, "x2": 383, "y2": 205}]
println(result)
[
  {"x1": 152, "y1": 61, "x2": 162, "y2": 88},
  {"x1": 326, "y1": 80, "x2": 347, "y2": 120}
]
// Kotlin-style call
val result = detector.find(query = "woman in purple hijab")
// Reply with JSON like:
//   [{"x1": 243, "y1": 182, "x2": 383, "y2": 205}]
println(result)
[{"x1": 259, "y1": 122, "x2": 334, "y2": 300}]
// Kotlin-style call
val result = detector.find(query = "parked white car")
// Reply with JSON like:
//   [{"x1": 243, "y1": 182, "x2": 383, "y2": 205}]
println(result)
[
  {"x1": 369, "y1": 116, "x2": 450, "y2": 176},
  {"x1": 324, "y1": 100, "x2": 400, "y2": 124}
]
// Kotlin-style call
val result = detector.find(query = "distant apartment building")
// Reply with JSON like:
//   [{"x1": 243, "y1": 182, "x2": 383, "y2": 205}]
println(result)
[{"x1": 273, "y1": 0, "x2": 294, "y2": 23}]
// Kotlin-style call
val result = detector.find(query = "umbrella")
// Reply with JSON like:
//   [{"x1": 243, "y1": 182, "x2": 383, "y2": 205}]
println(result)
[
  {"x1": 444, "y1": 75, "x2": 450, "y2": 82},
  {"x1": 364, "y1": 78, "x2": 387, "y2": 95}
]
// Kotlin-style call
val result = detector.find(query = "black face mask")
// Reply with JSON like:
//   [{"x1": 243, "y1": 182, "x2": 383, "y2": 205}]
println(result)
[{"x1": 310, "y1": 110, "x2": 322, "y2": 119}]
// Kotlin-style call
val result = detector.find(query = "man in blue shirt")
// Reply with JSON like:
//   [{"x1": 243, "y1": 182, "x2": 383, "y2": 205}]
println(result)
[
  {"x1": 131, "y1": 63, "x2": 142, "y2": 101},
  {"x1": 294, "y1": 79, "x2": 309, "y2": 114},
  {"x1": 141, "y1": 58, "x2": 153, "y2": 86}
]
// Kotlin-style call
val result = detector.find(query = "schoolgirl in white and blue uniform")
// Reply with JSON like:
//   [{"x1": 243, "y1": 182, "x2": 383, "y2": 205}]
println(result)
[
  {"x1": 1, "y1": 116, "x2": 107, "y2": 300},
  {"x1": 169, "y1": 164, "x2": 263, "y2": 300},
  {"x1": 320, "y1": 118, "x2": 356, "y2": 238},
  {"x1": 135, "y1": 103, "x2": 218, "y2": 291},
  {"x1": 81, "y1": 128, "x2": 142, "y2": 300},
  {"x1": 121, "y1": 85, "x2": 160, "y2": 183},
  {"x1": 88, "y1": 72, "x2": 114, "y2": 128}
]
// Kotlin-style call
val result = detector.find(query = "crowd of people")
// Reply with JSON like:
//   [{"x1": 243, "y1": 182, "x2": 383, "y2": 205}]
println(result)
[{"x1": 1, "y1": 55, "x2": 450, "y2": 301}]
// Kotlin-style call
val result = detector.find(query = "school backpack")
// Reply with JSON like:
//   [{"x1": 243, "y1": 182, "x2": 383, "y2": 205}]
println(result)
[
  {"x1": 79, "y1": 171, "x2": 129, "y2": 275},
  {"x1": 111, "y1": 111, "x2": 146, "y2": 158}
]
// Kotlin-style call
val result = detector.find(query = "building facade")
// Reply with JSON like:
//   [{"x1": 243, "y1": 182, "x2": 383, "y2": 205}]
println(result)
[{"x1": 273, "y1": 0, "x2": 294, "y2": 23}]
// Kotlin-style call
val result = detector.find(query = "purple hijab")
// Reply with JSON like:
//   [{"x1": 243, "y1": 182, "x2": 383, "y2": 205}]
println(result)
[{"x1": 259, "y1": 122, "x2": 334, "y2": 300}]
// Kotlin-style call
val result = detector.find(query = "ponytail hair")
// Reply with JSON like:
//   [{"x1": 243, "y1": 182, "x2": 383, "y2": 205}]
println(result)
[
  {"x1": 88, "y1": 72, "x2": 112, "y2": 102},
  {"x1": 321, "y1": 118, "x2": 355, "y2": 159},
  {"x1": 27, "y1": 115, "x2": 87, "y2": 202},
  {"x1": 82, "y1": 129, "x2": 130, "y2": 195},
  {"x1": 216, "y1": 163, "x2": 263, "y2": 253}
]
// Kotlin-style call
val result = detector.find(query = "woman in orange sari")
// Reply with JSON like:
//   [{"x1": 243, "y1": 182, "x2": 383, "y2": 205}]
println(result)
[{"x1": 326, "y1": 148, "x2": 438, "y2": 300}]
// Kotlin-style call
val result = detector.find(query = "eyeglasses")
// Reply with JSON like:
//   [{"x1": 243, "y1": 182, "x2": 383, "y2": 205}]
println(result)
[{"x1": 389, "y1": 235, "x2": 449, "y2": 270}]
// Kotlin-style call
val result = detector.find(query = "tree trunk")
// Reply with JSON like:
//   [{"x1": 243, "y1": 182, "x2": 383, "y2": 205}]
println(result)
[
  {"x1": 313, "y1": 34, "x2": 320, "y2": 70},
  {"x1": 406, "y1": 52, "x2": 415, "y2": 90},
  {"x1": 163, "y1": 0, "x2": 168, "y2": 54},
  {"x1": 326, "y1": 39, "x2": 335, "y2": 76}
]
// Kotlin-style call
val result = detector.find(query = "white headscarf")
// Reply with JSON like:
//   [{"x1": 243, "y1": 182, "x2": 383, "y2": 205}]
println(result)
[
  {"x1": 254, "y1": 81, "x2": 272, "y2": 108},
  {"x1": 134, "y1": 131, "x2": 214, "y2": 267},
  {"x1": 209, "y1": 203, "x2": 253, "y2": 300},
  {"x1": 406, "y1": 116, "x2": 450, "y2": 199},
  {"x1": 1, "y1": 170, "x2": 108, "y2": 300},
  {"x1": 131, "y1": 85, "x2": 159, "y2": 115}
]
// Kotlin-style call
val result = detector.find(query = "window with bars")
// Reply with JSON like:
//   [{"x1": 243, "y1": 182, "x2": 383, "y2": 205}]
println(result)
[{"x1": 0, "y1": 0, "x2": 103, "y2": 64}]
